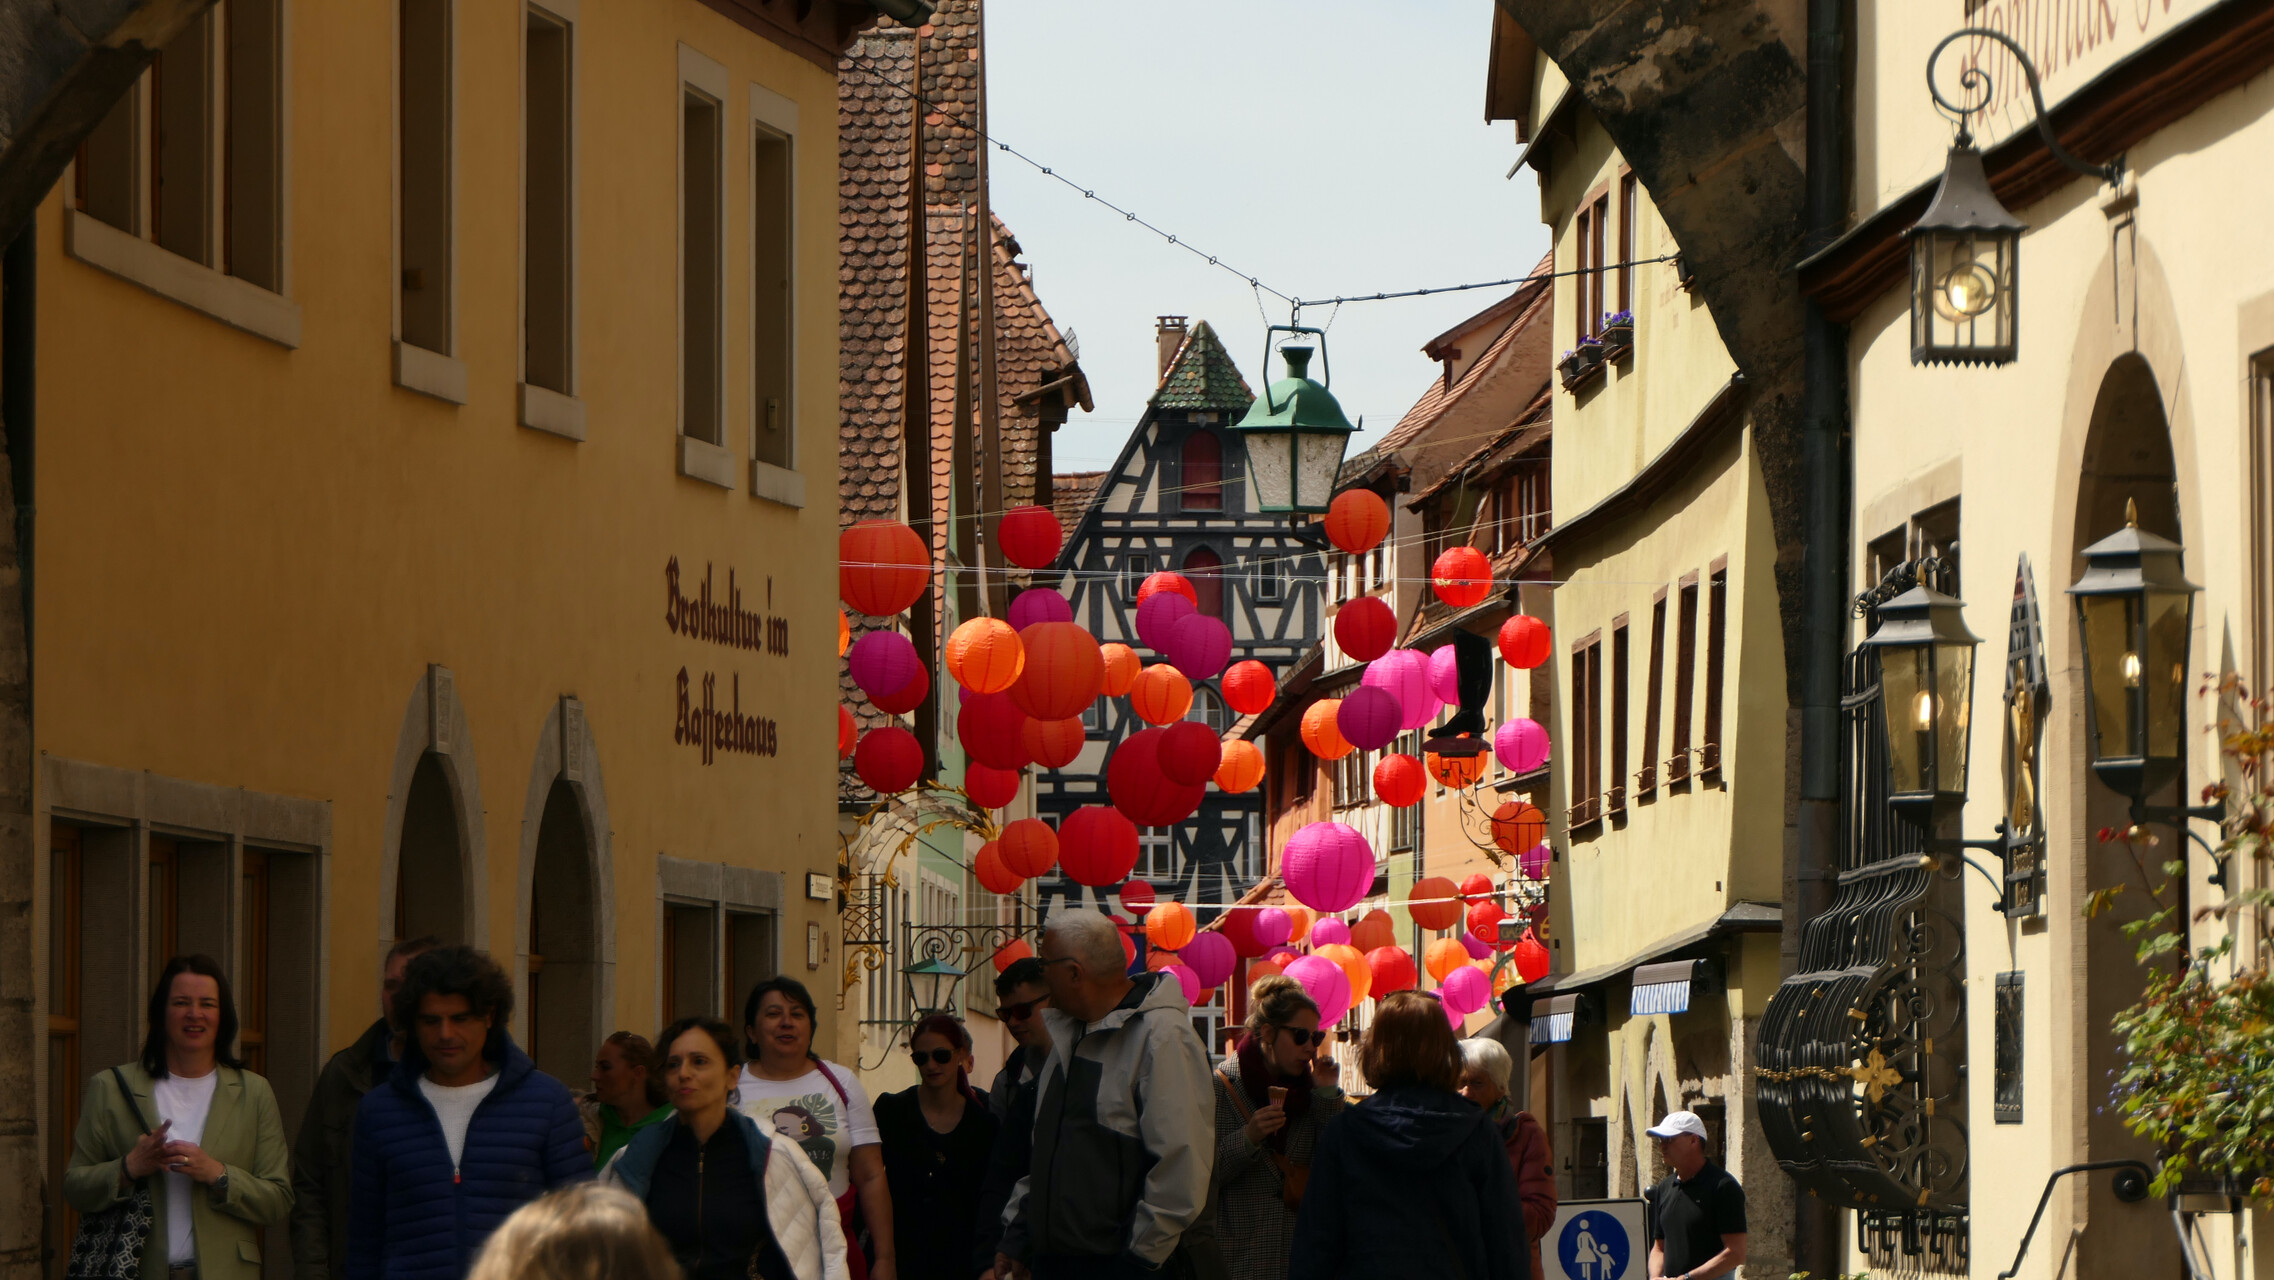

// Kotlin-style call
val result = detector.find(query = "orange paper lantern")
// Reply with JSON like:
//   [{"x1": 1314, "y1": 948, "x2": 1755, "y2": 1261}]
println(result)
[
  {"x1": 1315, "y1": 942, "x2": 1371, "y2": 1003},
  {"x1": 1222, "y1": 660, "x2": 1277, "y2": 715},
  {"x1": 1324, "y1": 489, "x2": 1390, "y2": 554},
  {"x1": 1008, "y1": 623, "x2": 1104, "y2": 721},
  {"x1": 1348, "y1": 909, "x2": 1397, "y2": 954},
  {"x1": 1249, "y1": 955, "x2": 1291, "y2": 984},
  {"x1": 1408, "y1": 876, "x2": 1463, "y2": 931},
  {"x1": 838, "y1": 609, "x2": 850, "y2": 658},
  {"x1": 1372, "y1": 754, "x2": 1426, "y2": 807},
  {"x1": 1491, "y1": 801, "x2": 1547, "y2": 855},
  {"x1": 1214, "y1": 740, "x2": 1266, "y2": 794},
  {"x1": 974, "y1": 841, "x2": 1024, "y2": 895},
  {"x1": 946, "y1": 617, "x2": 1026, "y2": 693},
  {"x1": 839, "y1": 520, "x2": 930, "y2": 617},
  {"x1": 1130, "y1": 665, "x2": 1194, "y2": 726},
  {"x1": 991, "y1": 937, "x2": 1035, "y2": 971},
  {"x1": 1022, "y1": 716, "x2": 1088, "y2": 769},
  {"x1": 1099, "y1": 643, "x2": 1142, "y2": 696},
  {"x1": 1282, "y1": 906, "x2": 1315, "y2": 945},
  {"x1": 998, "y1": 818, "x2": 1060, "y2": 879},
  {"x1": 1424, "y1": 937, "x2": 1470, "y2": 983},
  {"x1": 1300, "y1": 700, "x2": 1355, "y2": 761},
  {"x1": 1146, "y1": 901, "x2": 1197, "y2": 951},
  {"x1": 1430, "y1": 545, "x2": 1492, "y2": 609},
  {"x1": 1427, "y1": 751, "x2": 1485, "y2": 788}
]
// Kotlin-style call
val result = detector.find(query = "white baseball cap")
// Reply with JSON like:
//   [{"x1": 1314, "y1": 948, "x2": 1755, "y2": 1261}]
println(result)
[{"x1": 1646, "y1": 1110, "x2": 1709, "y2": 1141}]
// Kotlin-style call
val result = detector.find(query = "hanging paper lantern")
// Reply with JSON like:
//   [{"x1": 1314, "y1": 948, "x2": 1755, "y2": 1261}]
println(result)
[
  {"x1": 1281, "y1": 822, "x2": 1374, "y2": 914},
  {"x1": 1349, "y1": 909, "x2": 1397, "y2": 954},
  {"x1": 1098, "y1": 643, "x2": 1143, "y2": 697},
  {"x1": 1513, "y1": 929, "x2": 1551, "y2": 984},
  {"x1": 1363, "y1": 649, "x2": 1440, "y2": 731},
  {"x1": 1372, "y1": 753, "x2": 1426, "y2": 807},
  {"x1": 997, "y1": 505, "x2": 1064, "y2": 570},
  {"x1": 839, "y1": 520, "x2": 930, "y2": 616},
  {"x1": 1221, "y1": 660, "x2": 1277, "y2": 715},
  {"x1": 1167, "y1": 613, "x2": 1234, "y2": 680},
  {"x1": 1119, "y1": 925, "x2": 1139, "y2": 968},
  {"x1": 1492, "y1": 962, "x2": 1521, "y2": 1000},
  {"x1": 1324, "y1": 489, "x2": 1390, "y2": 554},
  {"x1": 1145, "y1": 946, "x2": 1180, "y2": 974},
  {"x1": 1254, "y1": 906, "x2": 1292, "y2": 949},
  {"x1": 1285, "y1": 953, "x2": 1352, "y2": 1027},
  {"x1": 946, "y1": 617, "x2": 1025, "y2": 694},
  {"x1": 1130, "y1": 665, "x2": 1194, "y2": 726},
  {"x1": 871, "y1": 661, "x2": 931, "y2": 716},
  {"x1": 853, "y1": 727, "x2": 922, "y2": 793},
  {"x1": 1467, "y1": 898, "x2": 1507, "y2": 945},
  {"x1": 1214, "y1": 740, "x2": 1266, "y2": 794},
  {"x1": 1283, "y1": 906, "x2": 1315, "y2": 945},
  {"x1": 1491, "y1": 801, "x2": 1547, "y2": 855},
  {"x1": 1460, "y1": 873, "x2": 1495, "y2": 902},
  {"x1": 838, "y1": 609, "x2": 850, "y2": 658},
  {"x1": 1498, "y1": 614, "x2": 1551, "y2": 669},
  {"x1": 1426, "y1": 645, "x2": 1462, "y2": 706},
  {"x1": 974, "y1": 842, "x2": 1025, "y2": 895},
  {"x1": 1163, "y1": 963, "x2": 1202, "y2": 1005},
  {"x1": 1337, "y1": 686, "x2": 1403, "y2": 752},
  {"x1": 964, "y1": 763, "x2": 1021, "y2": 810},
  {"x1": 1431, "y1": 545, "x2": 1492, "y2": 609},
  {"x1": 1315, "y1": 943, "x2": 1370, "y2": 1003},
  {"x1": 1217, "y1": 905, "x2": 1260, "y2": 958},
  {"x1": 1146, "y1": 901, "x2": 1197, "y2": 952},
  {"x1": 991, "y1": 937, "x2": 1034, "y2": 972},
  {"x1": 1249, "y1": 954, "x2": 1291, "y2": 983},
  {"x1": 1460, "y1": 931, "x2": 1492, "y2": 960},
  {"x1": 1300, "y1": 699, "x2": 1355, "y2": 761},
  {"x1": 1138, "y1": 571, "x2": 1199, "y2": 607},
  {"x1": 849, "y1": 629, "x2": 922, "y2": 701},
  {"x1": 1310, "y1": 918, "x2": 1352, "y2": 947},
  {"x1": 957, "y1": 692, "x2": 1030, "y2": 771},
  {"x1": 837, "y1": 706, "x2": 856, "y2": 759},
  {"x1": 1427, "y1": 751, "x2": 1485, "y2": 788},
  {"x1": 1332, "y1": 595, "x2": 1398, "y2": 664},
  {"x1": 1009, "y1": 587, "x2": 1074, "y2": 631},
  {"x1": 1365, "y1": 945, "x2": 1417, "y2": 997},
  {"x1": 1107, "y1": 729, "x2": 1206, "y2": 827},
  {"x1": 1009, "y1": 623, "x2": 1104, "y2": 721},
  {"x1": 1135, "y1": 591, "x2": 1195, "y2": 652},
  {"x1": 1441, "y1": 964, "x2": 1488, "y2": 1015},
  {"x1": 1184, "y1": 931, "x2": 1237, "y2": 990},
  {"x1": 1423, "y1": 937, "x2": 1470, "y2": 983},
  {"x1": 1022, "y1": 716, "x2": 1088, "y2": 770},
  {"x1": 1159, "y1": 720, "x2": 1223, "y2": 787},
  {"x1": 1521, "y1": 841, "x2": 1552, "y2": 882},
  {"x1": 1119, "y1": 879, "x2": 1157, "y2": 916},
  {"x1": 998, "y1": 818, "x2": 1060, "y2": 879},
  {"x1": 1408, "y1": 876, "x2": 1464, "y2": 931},
  {"x1": 1494, "y1": 718, "x2": 1551, "y2": 774}
]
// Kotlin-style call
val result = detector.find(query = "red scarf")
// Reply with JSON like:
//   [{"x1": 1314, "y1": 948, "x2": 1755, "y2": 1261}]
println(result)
[{"x1": 1234, "y1": 1034, "x2": 1312, "y2": 1152}]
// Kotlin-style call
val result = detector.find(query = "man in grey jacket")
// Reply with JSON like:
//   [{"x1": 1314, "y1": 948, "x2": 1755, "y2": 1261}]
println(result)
[{"x1": 996, "y1": 910, "x2": 1214, "y2": 1280}]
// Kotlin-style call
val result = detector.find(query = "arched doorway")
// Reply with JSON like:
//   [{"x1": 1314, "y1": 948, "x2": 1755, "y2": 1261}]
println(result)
[
  {"x1": 396, "y1": 752, "x2": 467, "y2": 944},
  {"x1": 380, "y1": 664, "x2": 490, "y2": 955},
  {"x1": 527, "y1": 777, "x2": 596, "y2": 1081},
  {"x1": 1184, "y1": 546, "x2": 1224, "y2": 618}
]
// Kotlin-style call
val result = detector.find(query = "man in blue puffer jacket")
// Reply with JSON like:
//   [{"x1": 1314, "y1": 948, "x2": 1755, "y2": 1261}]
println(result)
[{"x1": 346, "y1": 947, "x2": 589, "y2": 1280}]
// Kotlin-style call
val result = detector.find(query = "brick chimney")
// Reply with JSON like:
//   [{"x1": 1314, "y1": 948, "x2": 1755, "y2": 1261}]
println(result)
[{"x1": 1156, "y1": 316, "x2": 1188, "y2": 381}]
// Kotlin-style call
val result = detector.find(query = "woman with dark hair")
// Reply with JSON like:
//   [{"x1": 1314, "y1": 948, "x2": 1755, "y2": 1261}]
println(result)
[
  {"x1": 585, "y1": 1031, "x2": 674, "y2": 1170},
  {"x1": 1210, "y1": 975, "x2": 1343, "y2": 1280},
  {"x1": 1287, "y1": 992, "x2": 1526, "y2": 1280},
  {"x1": 736, "y1": 977, "x2": 894, "y2": 1280},
  {"x1": 873, "y1": 1014, "x2": 997, "y2": 1280},
  {"x1": 603, "y1": 1016, "x2": 845, "y2": 1280},
  {"x1": 64, "y1": 954, "x2": 294, "y2": 1280}
]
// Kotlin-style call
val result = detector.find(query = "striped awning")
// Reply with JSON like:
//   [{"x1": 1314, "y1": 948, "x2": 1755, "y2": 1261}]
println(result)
[{"x1": 1630, "y1": 959, "x2": 1715, "y2": 1015}]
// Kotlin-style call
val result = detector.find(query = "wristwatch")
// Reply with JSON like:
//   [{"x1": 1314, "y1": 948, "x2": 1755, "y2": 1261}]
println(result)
[{"x1": 208, "y1": 1172, "x2": 230, "y2": 1201}]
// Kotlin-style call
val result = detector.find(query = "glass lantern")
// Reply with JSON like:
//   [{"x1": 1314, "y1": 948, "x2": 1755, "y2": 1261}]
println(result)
[
  {"x1": 1861, "y1": 586, "x2": 1981, "y2": 829},
  {"x1": 1908, "y1": 144, "x2": 2024, "y2": 366},
  {"x1": 2068, "y1": 510, "x2": 2197, "y2": 800},
  {"x1": 902, "y1": 955, "x2": 966, "y2": 1019},
  {"x1": 1232, "y1": 335, "x2": 1357, "y2": 514}
]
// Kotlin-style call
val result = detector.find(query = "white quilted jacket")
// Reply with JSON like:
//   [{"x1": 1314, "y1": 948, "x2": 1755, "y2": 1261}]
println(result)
[{"x1": 601, "y1": 1125, "x2": 848, "y2": 1280}]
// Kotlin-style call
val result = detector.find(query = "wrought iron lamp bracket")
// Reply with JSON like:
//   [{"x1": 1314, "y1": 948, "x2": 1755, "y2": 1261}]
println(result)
[{"x1": 1928, "y1": 28, "x2": 2124, "y2": 186}]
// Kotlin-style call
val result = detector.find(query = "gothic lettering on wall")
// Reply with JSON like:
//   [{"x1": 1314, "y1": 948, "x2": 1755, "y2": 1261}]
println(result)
[
  {"x1": 666, "y1": 557, "x2": 790, "y2": 656},
  {"x1": 675, "y1": 669, "x2": 779, "y2": 764},
  {"x1": 1962, "y1": 0, "x2": 2196, "y2": 127}
]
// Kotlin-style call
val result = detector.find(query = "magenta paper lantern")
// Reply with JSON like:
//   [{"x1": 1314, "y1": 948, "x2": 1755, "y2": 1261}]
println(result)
[
  {"x1": 1009, "y1": 587, "x2": 1073, "y2": 631},
  {"x1": 1183, "y1": 932, "x2": 1237, "y2": 990},
  {"x1": 1427, "y1": 645, "x2": 1461, "y2": 706},
  {"x1": 1443, "y1": 999, "x2": 1466, "y2": 1027},
  {"x1": 1494, "y1": 717, "x2": 1550, "y2": 773},
  {"x1": 1441, "y1": 964, "x2": 1488, "y2": 1015},
  {"x1": 1520, "y1": 841, "x2": 1551, "y2": 882},
  {"x1": 1336, "y1": 685, "x2": 1403, "y2": 752},
  {"x1": 1363, "y1": 649, "x2": 1439, "y2": 731},
  {"x1": 1309, "y1": 919, "x2": 1351, "y2": 948},
  {"x1": 1460, "y1": 931, "x2": 1492, "y2": 960},
  {"x1": 1135, "y1": 591, "x2": 1195, "y2": 652},
  {"x1": 849, "y1": 629, "x2": 921, "y2": 700},
  {"x1": 1255, "y1": 907, "x2": 1293, "y2": 949},
  {"x1": 1286, "y1": 953, "x2": 1352, "y2": 1026},
  {"x1": 1281, "y1": 822, "x2": 1374, "y2": 914},
  {"x1": 1164, "y1": 963, "x2": 1202, "y2": 1006},
  {"x1": 1167, "y1": 613, "x2": 1234, "y2": 681}
]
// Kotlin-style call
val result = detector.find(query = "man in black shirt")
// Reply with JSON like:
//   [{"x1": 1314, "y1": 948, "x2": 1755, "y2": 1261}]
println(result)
[{"x1": 1644, "y1": 1111, "x2": 1747, "y2": 1280}]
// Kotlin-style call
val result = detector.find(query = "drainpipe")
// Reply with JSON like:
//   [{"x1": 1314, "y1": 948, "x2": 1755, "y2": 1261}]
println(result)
[
  {"x1": 4, "y1": 223, "x2": 33, "y2": 691},
  {"x1": 1793, "y1": 0, "x2": 1850, "y2": 1276}
]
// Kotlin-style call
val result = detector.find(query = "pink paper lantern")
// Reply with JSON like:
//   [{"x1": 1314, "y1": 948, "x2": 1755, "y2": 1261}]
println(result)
[
  {"x1": 1286, "y1": 953, "x2": 1352, "y2": 1026},
  {"x1": 1164, "y1": 963, "x2": 1202, "y2": 1006},
  {"x1": 1282, "y1": 822, "x2": 1375, "y2": 914},
  {"x1": 1363, "y1": 649, "x2": 1439, "y2": 731},
  {"x1": 1494, "y1": 717, "x2": 1550, "y2": 773},
  {"x1": 1009, "y1": 587, "x2": 1073, "y2": 631},
  {"x1": 1441, "y1": 964, "x2": 1489, "y2": 1015},
  {"x1": 1460, "y1": 931, "x2": 1492, "y2": 960},
  {"x1": 1183, "y1": 932, "x2": 1237, "y2": 990},
  {"x1": 1167, "y1": 613, "x2": 1234, "y2": 681},
  {"x1": 1427, "y1": 645, "x2": 1462, "y2": 706},
  {"x1": 1135, "y1": 591, "x2": 1195, "y2": 652},
  {"x1": 1520, "y1": 841, "x2": 1551, "y2": 881},
  {"x1": 1336, "y1": 685, "x2": 1403, "y2": 752},
  {"x1": 1443, "y1": 999, "x2": 1466, "y2": 1028},
  {"x1": 848, "y1": 629, "x2": 921, "y2": 700},
  {"x1": 1255, "y1": 907, "x2": 1293, "y2": 949},
  {"x1": 1310, "y1": 919, "x2": 1352, "y2": 948}
]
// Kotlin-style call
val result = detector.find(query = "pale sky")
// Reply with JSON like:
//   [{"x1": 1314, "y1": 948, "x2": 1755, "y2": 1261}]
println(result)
[{"x1": 982, "y1": 0, "x2": 1553, "y2": 473}]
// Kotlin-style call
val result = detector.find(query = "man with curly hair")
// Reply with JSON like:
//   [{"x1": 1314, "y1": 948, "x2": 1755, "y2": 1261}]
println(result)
[{"x1": 346, "y1": 946, "x2": 590, "y2": 1280}]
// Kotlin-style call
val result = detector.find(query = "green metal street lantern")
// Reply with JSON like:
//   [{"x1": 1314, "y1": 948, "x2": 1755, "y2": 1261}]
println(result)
[
  {"x1": 902, "y1": 954, "x2": 966, "y2": 1019},
  {"x1": 2067, "y1": 502, "x2": 2197, "y2": 803},
  {"x1": 1861, "y1": 585, "x2": 1981, "y2": 829},
  {"x1": 1233, "y1": 325, "x2": 1357, "y2": 514}
]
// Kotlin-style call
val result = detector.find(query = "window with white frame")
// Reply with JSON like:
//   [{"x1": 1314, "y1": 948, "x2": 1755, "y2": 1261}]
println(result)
[
  {"x1": 1253, "y1": 554, "x2": 1285, "y2": 602},
  {"x1": 1123, "y1": 554, "x2": 1151, "y2": 603},
  {"x1": 1138, "y1": 829, "x2": 1175, "y2": 881}
]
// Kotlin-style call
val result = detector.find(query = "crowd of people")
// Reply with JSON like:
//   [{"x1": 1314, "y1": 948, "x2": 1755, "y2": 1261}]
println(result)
[{"x1": 62, "y1": 916, "x2": 1748, "y2": 1280}]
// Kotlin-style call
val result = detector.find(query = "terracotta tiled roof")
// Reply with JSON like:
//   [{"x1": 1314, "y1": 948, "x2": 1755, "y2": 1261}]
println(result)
[
  {"x1": 837, "y1": 29, "x2": 917, "y2": 528},
  {"x1": 1152, "y1": 320, "x2": 1254, "y2": 411},
  {"x1": 1374, "y1": 269, "x2": 1545, "y2": 456},
  {"x1": 1052, "y1": 471, "x2": 1105, "y2": 534}
]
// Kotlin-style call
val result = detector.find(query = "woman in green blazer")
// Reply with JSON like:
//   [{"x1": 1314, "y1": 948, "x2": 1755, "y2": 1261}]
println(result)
[{"x1": 65, "y1": 954, "x2": 294, "y2": 1280}]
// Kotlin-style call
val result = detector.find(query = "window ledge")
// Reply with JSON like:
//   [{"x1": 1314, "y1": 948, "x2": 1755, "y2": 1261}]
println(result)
[
  {"x1": 66, "y1": 209, "x2": 301, "y2": 348},
  {"x1": 679, "y1": 434, "x2": 735, "y2": 489},
  {"x1": 750, "y1": 458, "x2": 805, "y2": 508},
  {"x1": 394, "y1": 341, "x2": 467, "y2": 404},
  {"x1": 519, "y1": 383, "x2": 585, "y2": 441}
]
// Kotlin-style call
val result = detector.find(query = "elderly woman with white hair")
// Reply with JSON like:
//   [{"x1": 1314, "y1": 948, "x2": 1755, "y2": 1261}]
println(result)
[{"x1": 1458, "y1": 1038, "x2": 1557, "y2": 1280}]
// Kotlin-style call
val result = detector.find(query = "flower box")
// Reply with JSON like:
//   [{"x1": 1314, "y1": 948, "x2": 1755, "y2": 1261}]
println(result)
[{"x1": 1600, "y1": 312, "x2": 1635, "y2": 361}]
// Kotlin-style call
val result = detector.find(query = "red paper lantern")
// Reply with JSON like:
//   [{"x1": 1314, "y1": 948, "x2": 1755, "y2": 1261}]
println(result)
[
  {"x1": 1498, "y1": 614, "x2": 1551, "y2": 669},
  {"x1": 996, "y1": 504, "x2": 1064, "y2": 570},
  {"x1": 1408, "y1": 875, "x2": 1463, "y2": 931},
  {"x1": 1108, "y1": 728, "x2": 1206, "y2": 827},
  {"x1": 964, "y1": 762, "x2": 1021, "y2": 810},
  {"x1": 1146, "y1": 901, "x2": 1197, "y2": 951},
  {"x1": 1022, "y1": 716, "x2": 1088, "y2": 769},
  {"x1": 871, "y1": 660, "x2": 930, "y2": 716},
  {"x1": 1491, "y1": 801, "x2": 1547, "y2": 855},
  {"x1": 1372, "y1": 753, "x2": 1425, "y2": 807},
  {"x1": 1138, "y1": 571, "x2": 1198, "y2": 607},
  {"x1": 974, "y1": 841, "x2": 1024, "y2": 895},
  {"x1": 999, "y1": 818, "x2": 1060, "y2": 879},
  {"x1": 1365, "y1": 945, "x2": 1418, "y2": 997},
  {"x1": 946, "y1": 617, "x2": 1025, "y2": 694},
  {"x1": 1159, "y1": 720, "x2": 1223, "y2": 787},
  {"x1": 1349, "y1": 908, "x2": 1397, "y2": 954},
  {"x1": 1221, "y1": 660, "x2": 1277, "y2": 715},
  {"x1": 1219, "y1": 905, "x2": 1264, "y2": 958},
  {"x1": 837, "y1": 706, "x2": 856, "y2": 759},
  {"x1": 1333, "y1": 596, "x2": 1398, "y2": 663},
  {"x1": 1467, "y1": 898, "x2": 1507, "y2": 944},
  {"x1": 1426, "y1": 751, "x2": 1486, "y2": 788},
  {"x1": 1120, "y1": 879, "x2": 1157, "y2": 916},
  {"x1": 1099, "y1": 643, "x2": 1142, "y2": 696},
  {"x1": 1300, "y1": 700, "x2": 1354, "y2": 761},
  {"x1": 1324, "y1": 489, "x2": 1390, "y2": 554},
  {"x1": 1214, "y1": 740, "x2": 1266, "y2": 794},
  {"x1": 1059, "y1": 806, "x2": 1141, "y2": 886},
  {"x1": 1431, "y1": 545, "x2": 1492, "y2": 608},
  {"x1": 991, "y1": 937, "x2": 1035, "y2": 971},
  {"x1": 1129, "y1": 665, "x2": 1194, "y2": 726},
  {"x1": 839, "y1": 520, "x2": 930, "y2": 617},
  {"x1": 853, "y1": 726, "x2": 922, "y2": 793},
  {"x1": 1009, "y1": 623, "x2": 1104, "y2": 721},
  {"x1": 1513, "y1": 929, "x2": 1551, "y2": 984},
  {"x1": 1460, "y1": 873, "x2": 1495, "y2": 902},
  {"x1": 957, "y1": 692, "x2": 1030, "y2": 771}
]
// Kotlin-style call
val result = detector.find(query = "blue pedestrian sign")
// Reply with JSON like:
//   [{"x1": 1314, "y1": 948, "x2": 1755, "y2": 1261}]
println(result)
[{"x1": 1547, "y1": 1199, "x2": 1644, "y2": 1280}]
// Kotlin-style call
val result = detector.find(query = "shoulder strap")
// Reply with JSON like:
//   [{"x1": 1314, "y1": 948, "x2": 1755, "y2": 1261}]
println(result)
[
  {"x1": 111, "y1": 1067, "x2": 151, "y2": 1136},
  {"x1": 1215, "y1": 1070, "x2": 1255, "y2": 1121},
  {"x1": 810, "y1": 1057, "x2": 851, "y2": 1107}
]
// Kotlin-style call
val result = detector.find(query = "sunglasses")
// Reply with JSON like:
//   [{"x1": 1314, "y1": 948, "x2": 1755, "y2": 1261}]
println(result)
[
  {"x1": 1275, "y1": 1027, "x2": 1323, "y2": 1047},
  {"x1": 911, "y1": 1048, "x2": 958, "y2": 1067},
  {"x1": 999, "y1": 996, "x2": 1050, "y2": 1021}
]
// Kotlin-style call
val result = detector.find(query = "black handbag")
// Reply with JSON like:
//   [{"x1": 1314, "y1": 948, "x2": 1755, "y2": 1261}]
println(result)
[{"x1": 65, "y1": 1068, "x2": 156, "y2": 1280}]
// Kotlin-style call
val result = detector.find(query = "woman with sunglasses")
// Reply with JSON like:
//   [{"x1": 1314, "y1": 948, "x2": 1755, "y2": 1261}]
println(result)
[
  {"x1": 1209, "y1": 974, "x2": 1343, "y2": 1280},
  {"x1": 872, "y1": 1015, "x2": 998, "y2": 1280}
]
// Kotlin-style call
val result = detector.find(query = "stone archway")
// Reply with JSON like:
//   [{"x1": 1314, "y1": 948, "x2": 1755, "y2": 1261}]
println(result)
[
  {"x1": 378, "y1": 665, "x2": 489, "y2": 956},
  {"x1": 515, "y1": 697, "x2": 615, "y2": 1084}
]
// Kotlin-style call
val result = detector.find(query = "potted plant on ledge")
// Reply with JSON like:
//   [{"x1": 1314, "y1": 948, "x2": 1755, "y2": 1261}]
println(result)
[
  {"x1": 1560, "y1": 336, "x2": 1606, "y2": 392},
  {"x1": 1601, "y1": 311, "x2": 1635, "y2": 360}
]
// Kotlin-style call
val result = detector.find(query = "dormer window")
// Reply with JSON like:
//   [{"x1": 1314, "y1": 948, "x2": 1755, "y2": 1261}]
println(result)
[{"x1": 1181, "y1": 430, "x2": 1223, "y2": 512}]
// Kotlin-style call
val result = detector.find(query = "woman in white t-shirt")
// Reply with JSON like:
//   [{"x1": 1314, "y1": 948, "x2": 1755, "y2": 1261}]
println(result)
[{"x1": 737, "y1": 977, "x2": 894, "y2": 1280}]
